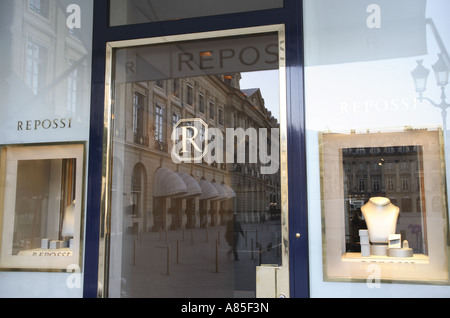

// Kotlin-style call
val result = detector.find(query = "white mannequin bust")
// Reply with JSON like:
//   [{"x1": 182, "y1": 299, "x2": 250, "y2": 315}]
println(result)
[{"x1": 361, "y1": 197, "x2": 399, "y2": 244}]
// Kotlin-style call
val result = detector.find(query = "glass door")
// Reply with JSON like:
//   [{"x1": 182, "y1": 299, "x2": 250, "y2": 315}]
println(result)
[
  {"x1": 303, "y1": 0, "x2": 450, "y2": 297},
  {"x1": 100, "y1": 26, "x2": 289, "y2": 298}
]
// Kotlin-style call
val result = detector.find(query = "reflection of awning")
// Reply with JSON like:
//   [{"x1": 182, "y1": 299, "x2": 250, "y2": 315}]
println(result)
[
  {"x1": 154, "y1": 168, "x2": 187, "y2": 198},
  {"x1": 153, "y1": 168, "x2": 236, "y2": 201},
  {"x1": 222, "y1": 183, "x2": 236, "y2": 199},
  {"x1": 174, "y1": 171, "x2": 202, "y2": 199},
  {"x1": 211, "y1": 182, "x2": 229, "y2": 201},
  {"x1": 198, "y1": 179, "x2": 218, "y2": 200}
]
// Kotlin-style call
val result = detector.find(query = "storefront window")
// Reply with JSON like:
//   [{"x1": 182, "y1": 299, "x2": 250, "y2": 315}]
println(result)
[
  {"x1": 0, "y1": 0, "x2": 93, "y2": 297},
  {"x1": 304, "y1": 0, "x2": 450, "y2": 296},
  {"x1": 105, "y1": 29, "x2": 286, "y2": 298},
  {"x1": 0, "y1": 143, "x2": 85, "y2": 272},
  {"x1": 109, "y1": 0, "x2": 284, "y2": 26}
]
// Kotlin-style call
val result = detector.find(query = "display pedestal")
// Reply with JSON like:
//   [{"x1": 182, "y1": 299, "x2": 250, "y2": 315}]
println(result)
[
  {"x1": 342, "y1": 252, "x2": 429, "y2": 264},
  {"x1": 371, "y1": 244, "x2": 388, "y2": 256}
]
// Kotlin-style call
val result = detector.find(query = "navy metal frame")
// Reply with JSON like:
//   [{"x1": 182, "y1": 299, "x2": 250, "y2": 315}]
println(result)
[{"x1": 84, "y1": 0, "x2": 309, "y2": 298}]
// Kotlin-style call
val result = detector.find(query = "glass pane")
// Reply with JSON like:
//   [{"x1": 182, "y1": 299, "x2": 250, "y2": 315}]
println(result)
[
  {"x1": 304, "y1": 0, "x2": 450, "y2": 295},
  {"x1": 107, "y1": 32, "x2": 283, "y2": 297},
  {"x1": 0, "y1": 0, "x2": 92, "y2": 297},
  {"x1": 0, "y1": 0, "x2": 93, "y2": 145},
  {"x1": 0, "y1": 143, "x2": 85, "y2": 272},
  {"x1": 13, "y1": 158, "x2": 76, "y2": 255},
  {"x1": 109, "y1": 0, "x2": 284, "y2": 26},
  {"x1": 342, "y1": 145, "x2": 427, "y2": 255}
]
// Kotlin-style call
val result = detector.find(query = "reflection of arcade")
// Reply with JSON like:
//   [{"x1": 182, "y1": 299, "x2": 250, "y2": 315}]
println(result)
[{"x1": 151, "y1": 168, "x2": 236, "y2": 231}]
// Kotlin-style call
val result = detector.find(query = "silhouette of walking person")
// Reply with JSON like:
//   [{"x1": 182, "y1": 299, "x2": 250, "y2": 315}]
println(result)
[{"x1": 226, "y1": 215, "x2": 244, "y2": 260}]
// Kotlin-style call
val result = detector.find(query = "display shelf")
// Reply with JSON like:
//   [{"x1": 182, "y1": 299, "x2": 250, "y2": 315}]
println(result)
[{"x1": 342, "y1": 252, "x2": 429, "y2": 264}]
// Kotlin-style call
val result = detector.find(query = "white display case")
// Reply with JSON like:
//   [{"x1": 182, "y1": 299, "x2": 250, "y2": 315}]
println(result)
[
  {"x1": 0, "y1": 143, "x2": 85, "y2": 271},
  {"x1": 319, "y1": 128, "x2": 449, "y2": 284}
]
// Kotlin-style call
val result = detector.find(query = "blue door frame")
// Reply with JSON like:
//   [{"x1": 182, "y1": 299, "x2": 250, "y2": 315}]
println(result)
[{"x1": 84, "y1": 0, "x2": 309, "y2": 298}]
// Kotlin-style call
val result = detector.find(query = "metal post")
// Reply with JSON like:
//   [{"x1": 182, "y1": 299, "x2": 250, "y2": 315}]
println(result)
[
  {"x1": 215, "y1": 239, "x2": 219, "y2": 273},
  {"x1": 166, "y1": 245, "x2": 170, "y2": 275}
]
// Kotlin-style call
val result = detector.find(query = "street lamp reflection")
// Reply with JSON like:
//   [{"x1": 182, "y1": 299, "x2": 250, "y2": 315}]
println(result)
[{"x1": 411, "y1": 54, "x2": 450, "y2": 130}]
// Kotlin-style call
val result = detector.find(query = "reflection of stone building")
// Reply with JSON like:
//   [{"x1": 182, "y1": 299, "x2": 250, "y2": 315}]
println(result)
[
  {"x1": 111, "y1": 73, "x2": 281, "y2": 234},
  {"x1": 7, "y1": 0, "x2": 91, "y2": 122},
  {"x1": 343, "y1": 145, "x2": 426, "y2": 253},
  {"x1": 2, "y1": 0, "x2": 90, "y2": 250}
]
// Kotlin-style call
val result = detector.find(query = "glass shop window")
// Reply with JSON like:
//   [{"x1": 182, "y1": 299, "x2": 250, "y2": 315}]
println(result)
[
  {"x1": 106, "y1": 30, "x2": 284, "y2": 298},
  {"x1": 0, "y1": 144, "x2": 85, "y2": 271},
  {"x1": 13, "y1": 158, "x2": 76, "y2": 255},
  {"x1": 0, "y1": 0, "x2": 92, "y2": 279},
  {"x1": 304, "y1": 0, "x2": 450, "y2": 293}
]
